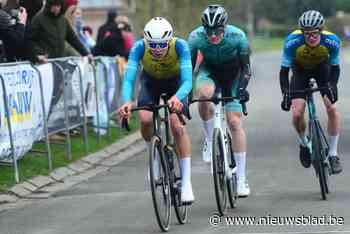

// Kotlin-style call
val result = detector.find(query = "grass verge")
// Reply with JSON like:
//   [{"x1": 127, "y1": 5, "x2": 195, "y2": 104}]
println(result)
[{"x1": 0, "y1": 117, "x2": 140, "y2": 192}]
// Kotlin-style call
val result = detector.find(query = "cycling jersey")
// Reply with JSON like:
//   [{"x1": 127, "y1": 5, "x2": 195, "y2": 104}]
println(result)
[
  {"x1": 188, "y1": 25, "x2": 249, "y2": 66},
  {"x1": 121, "y1": 37, "x2": 192, "y2": 102},
  {"x1": 281, "y1": 30, "x2": 341, "y2": 69},
  {"x1": 188, "y1": 25, "x2": 249, "y2": 113}
]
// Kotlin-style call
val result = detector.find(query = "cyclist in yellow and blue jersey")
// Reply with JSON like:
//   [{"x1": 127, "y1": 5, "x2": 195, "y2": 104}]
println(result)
[
  {"x1": 279, "y1": 10, "x2": 342, "y2": 174},
  {"x1": 118, "y1": 17, "x2": 194, "y2": 204}
]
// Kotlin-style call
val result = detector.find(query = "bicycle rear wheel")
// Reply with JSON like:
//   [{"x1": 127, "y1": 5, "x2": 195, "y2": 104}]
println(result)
[
  {"x1": 168, "y1": 147, "x2": 188, "y2": 224},
  {"x1": 311, "y1": 123, "x2": 328, "y2": 200},
  {"x1": 212, "y1": 128, "x2": 227, "y2": 215},
  {"x1": 149, "y1": 136, "x2": 171, "y2": 231},
  {"x1": 226, "y1": 131, "x2": 238, "y2": 208}
]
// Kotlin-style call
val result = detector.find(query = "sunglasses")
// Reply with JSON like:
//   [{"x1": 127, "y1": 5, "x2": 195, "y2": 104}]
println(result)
[
  {"x1": 303, "y1": 30, "x2": 321, "y2": 37},
  {"x1": 148, "y1": 42, "x2": 169, "y2": 49},
  {"x1": 204, "y1": 26, "x2": 225, "y2": 36}
]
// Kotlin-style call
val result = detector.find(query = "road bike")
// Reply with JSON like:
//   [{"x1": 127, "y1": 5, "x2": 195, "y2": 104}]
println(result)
[
  {"x1": 191, "y1": 90, "x2": 247, "y2": 215},
  {"x1": 288, "y1": 79, "x2": 333, "y2": 200},
  {"x1": 123, "y1": 94, "x2": 189, "y2": 232}
]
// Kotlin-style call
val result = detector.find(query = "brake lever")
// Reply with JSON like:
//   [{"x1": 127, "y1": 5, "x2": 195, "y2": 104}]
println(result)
[
  {"x1": 242, "y1": 102, "x2": 248, "y2": 116},
  {"x1": 121, "y1": 106, "x2": 131, "y2": 131},
  {"x1": 175, "y1": 111, "x2": 186, "y2": 126},
  {"x1": 121, "y1": 118, "x2": 131, "y2": 131}
]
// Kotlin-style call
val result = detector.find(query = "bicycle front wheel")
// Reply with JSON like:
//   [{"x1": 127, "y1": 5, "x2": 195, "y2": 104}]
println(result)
[
  {"x1": 170, "y1": 147, "x2": 188, "y2": 224},
  {"x1": 212, "y1": 128, "x2": 227, "y2": 215},
  {"x1": 149, "y1": 136, "x2": 171, "y2": 231},
  {"x1": 226, "y1": 131, "x2": 238, "y2": 209},
  {"x1": 311, "y1": 123, "x2": 328, "y2": 200}
]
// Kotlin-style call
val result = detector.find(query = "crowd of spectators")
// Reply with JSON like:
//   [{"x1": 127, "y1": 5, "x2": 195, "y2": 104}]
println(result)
[{"x1": 0, "y1": 0, "x2": 133, "y2": 64}]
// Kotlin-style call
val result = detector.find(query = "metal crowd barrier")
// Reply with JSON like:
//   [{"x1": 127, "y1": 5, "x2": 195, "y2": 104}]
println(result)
[
  {"x1": 0, "y1": 61, "x2": 52, "y2": 182},
  {"x1": 0, "y1": 56, "x2": 124, "y2": 182}
]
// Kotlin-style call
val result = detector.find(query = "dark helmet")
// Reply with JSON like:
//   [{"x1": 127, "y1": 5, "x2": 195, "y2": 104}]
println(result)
[
  {"x1": 201, "y1": 4, "x2": 228, "y2": 28},
  {"x1": 298, "y1": 10, "x2": 325, "y2": 29}
]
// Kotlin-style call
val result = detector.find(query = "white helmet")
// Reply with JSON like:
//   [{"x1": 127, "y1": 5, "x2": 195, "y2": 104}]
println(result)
[
  {"x1": 143, "y1": 17, "x2": 173, "y2": 43},
  {"x1": 298, "y1": 10, "x2": 325, "y2": 29}
]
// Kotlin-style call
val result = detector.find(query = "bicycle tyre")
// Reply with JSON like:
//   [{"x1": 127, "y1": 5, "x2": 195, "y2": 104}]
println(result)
[
  {"x1": 311, "y1": 125, "x2": 328, "y2": 200},
  {"x1": 149, "y1": 136, "x2": 171, "y2": 231},
  {"x1": 169, "y1": 147, "x2": 188, "y2": 224},
  {"x1": 212, "y1": 128, "x2": 227, "y2": 215},
  {"x1": 226, "y1": 131, "x2": 238, "y2": 208},
  {"x1": 315, "y1": 122, "x2": 330, "y2": 194}
]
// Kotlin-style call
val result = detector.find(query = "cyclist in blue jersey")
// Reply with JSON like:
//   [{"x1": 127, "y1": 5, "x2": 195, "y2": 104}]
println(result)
[
  {"x1": 280, "y1": 10, "x2": 342, "y2": 174},
  {"x1": 188, "y1": 5, "x2": 252, "y2": 197},
  {"x1": 118, "y1": 17, "x2": 194, "y2": 203}
]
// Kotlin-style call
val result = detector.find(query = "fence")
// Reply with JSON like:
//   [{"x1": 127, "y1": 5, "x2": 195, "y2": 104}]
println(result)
[{"x1": 0, "y1": 56, "x2": 123, "y2": 183}]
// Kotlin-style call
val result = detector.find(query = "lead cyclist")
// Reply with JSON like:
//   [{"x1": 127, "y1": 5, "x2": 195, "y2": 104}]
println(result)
[
  {"x1": 118, "y1": 17, "x2": 194, "y2": 204},
  {"x1": 187, "y1": 5, "x2": 252, "y2": 197}
]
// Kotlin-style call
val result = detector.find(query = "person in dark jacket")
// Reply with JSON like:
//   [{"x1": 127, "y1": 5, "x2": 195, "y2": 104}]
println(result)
[
  {"x1": 92, "y1": 23, "x2": 127, "y2": 58},
  {"x1": 0, "y1": 0, "x2": 28, "y2": 62},
  {"x1": 26, "y1": 0, "x2": 90, "y2": 62},
  {"x1": 96, "y1": 9, "x2": 118, "y2": 44},
  {"x1": 93, "y1": 8, "x2": 126, "y2": 57},
  {"x1": 19, "y1": 0, "x2": 43, "y2": 23}
]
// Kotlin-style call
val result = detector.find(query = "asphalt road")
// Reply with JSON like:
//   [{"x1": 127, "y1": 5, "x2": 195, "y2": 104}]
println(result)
[{"x1": 1, "y1": 51, "x2": 350, "y2": 234}]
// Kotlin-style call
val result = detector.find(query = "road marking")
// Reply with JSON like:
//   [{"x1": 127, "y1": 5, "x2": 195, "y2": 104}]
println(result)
[{"x1": 237, "y1": 231, "x2": 350, "y2": 234}]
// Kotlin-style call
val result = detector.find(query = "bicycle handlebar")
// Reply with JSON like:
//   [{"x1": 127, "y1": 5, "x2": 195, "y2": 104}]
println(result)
[
  {"x1": 121, "y1": 104, "x2": 186, "y2": 131},
  {"x1": 287, "y1": 86, "x2": 331, "y2": 95},
  {"x1": 190, "y1": 96, "x2": 248, "y2": 116}
]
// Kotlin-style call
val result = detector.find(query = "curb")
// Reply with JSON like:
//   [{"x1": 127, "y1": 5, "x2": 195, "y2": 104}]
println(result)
[{"x1": 0, "y1": 132, "x2": 146, "y2": 205}]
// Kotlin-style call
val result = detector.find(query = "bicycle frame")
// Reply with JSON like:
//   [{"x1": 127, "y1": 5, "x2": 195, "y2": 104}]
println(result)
[
  {"x1": 212, "y1": 92, "x2": 237, "y2": 180},
  {"x1": 305, "y1": 86, "x2": 330, "y2": 163}
]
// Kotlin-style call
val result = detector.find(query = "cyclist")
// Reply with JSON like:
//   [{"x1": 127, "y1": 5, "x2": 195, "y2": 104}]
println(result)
[
  {"x1": 188, "y1": 5, "x2": 252, "y2": 197},
  {"x1": 117, "y1": 17, "x2": 194, "y2": 204},
  {"x1": 280, "y1": 10, "x2": 342, "y2": 174}
]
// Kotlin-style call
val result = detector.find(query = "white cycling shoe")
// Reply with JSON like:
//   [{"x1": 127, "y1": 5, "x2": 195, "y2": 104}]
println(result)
[
  {"x1": 181, "y1": 182, "x2": 195, "y2": 205},
  {"x1": 202, "y1": 139, "x2": 212, "y2": 163},
  {"x1": 237, "y1": 180, "x2": 250, "y2": 198}
]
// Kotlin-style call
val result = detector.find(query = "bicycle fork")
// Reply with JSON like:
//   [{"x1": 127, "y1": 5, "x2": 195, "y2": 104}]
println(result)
[{"x1": 213, "y1": 101, "x2": 236, "y2": 180}]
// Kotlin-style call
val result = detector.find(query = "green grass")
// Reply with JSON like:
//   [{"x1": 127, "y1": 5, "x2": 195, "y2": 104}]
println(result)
[
  {"x1": 0, "y1": 117, "x2": 140, "y2": 192},
  {"x1": 251, "y1": 37, "x2": 284, "y2": 52}
]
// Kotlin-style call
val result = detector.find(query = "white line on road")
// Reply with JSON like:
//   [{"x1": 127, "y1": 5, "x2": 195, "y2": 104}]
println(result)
[{"x1": 236, "y1": 231, "x2": 350, "y2": 234}]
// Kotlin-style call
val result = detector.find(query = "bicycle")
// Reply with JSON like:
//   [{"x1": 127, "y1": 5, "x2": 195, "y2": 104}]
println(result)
[
  {"x1": 122, "y1": 94, "x2": 189, "y2": 232},
  {"x1": 191, "y1": 90, "x2": 248, "y2": 215},
  {"x1": 288, "y1": 79, "x2": 333, "y2": 200}
]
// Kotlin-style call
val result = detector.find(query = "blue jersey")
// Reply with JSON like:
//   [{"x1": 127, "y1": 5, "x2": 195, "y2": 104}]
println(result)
[
  {"x1": 188, "y1": 25, "x2": 249, "y2": 65},
  {"x1": 121, "y1": 37, "x2": 192, "y2": 102},
  {"x1": 281, "y1": 30, "x2": 341, "y2": 69}
]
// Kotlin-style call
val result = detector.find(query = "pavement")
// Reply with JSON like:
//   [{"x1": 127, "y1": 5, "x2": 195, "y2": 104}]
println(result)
[
  {"x1": 0, "y1": 132, "x2": 145, "y2": 206},
  {"x1": 0, "y1": 50, "x2": 349, "y2": 234}
]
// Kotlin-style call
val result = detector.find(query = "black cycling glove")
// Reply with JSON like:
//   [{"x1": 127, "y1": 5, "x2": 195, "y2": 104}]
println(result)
[
  {"x1": 281, "y1": 92, "x2": 292, "y2": 111},
  {"x1": 238, "y1": 54, "x2": 251, "y2": 103}
]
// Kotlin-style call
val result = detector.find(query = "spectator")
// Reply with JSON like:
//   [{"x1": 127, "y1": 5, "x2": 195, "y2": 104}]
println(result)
[
  {"x1": 19, "y1": 0, "x2": 43, "y2": 23},
  {"x1": 92, "y1": 9, "x2": 126, "y2": 58},
  {"x1": 96, "y1": 9, "x2": 117, "y2": 44},
  {"x1": 92, "y1": 22, "x2": 126, "y2": 58},
  {"x1": 63, "y1": 4, "x2": 80, "y2": 56},
  {"x1": 26, "y1": 0, "x2": 90, "y2": 63},
  {"x1": 64, "y1": 0, "x2": 77, "y2": 11},
  {"x1": 116, "y1": 15, "x2": 134, "y2": 56},
  {"x1": 82, "y1": 25, "x2": 96, "y2": 50},
  {"x1": 0, "y1": 0, "x2": 28, "y2": 62},
  {"x1": 73, "y1": 8, "x2": 94, "y2": 52}
]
